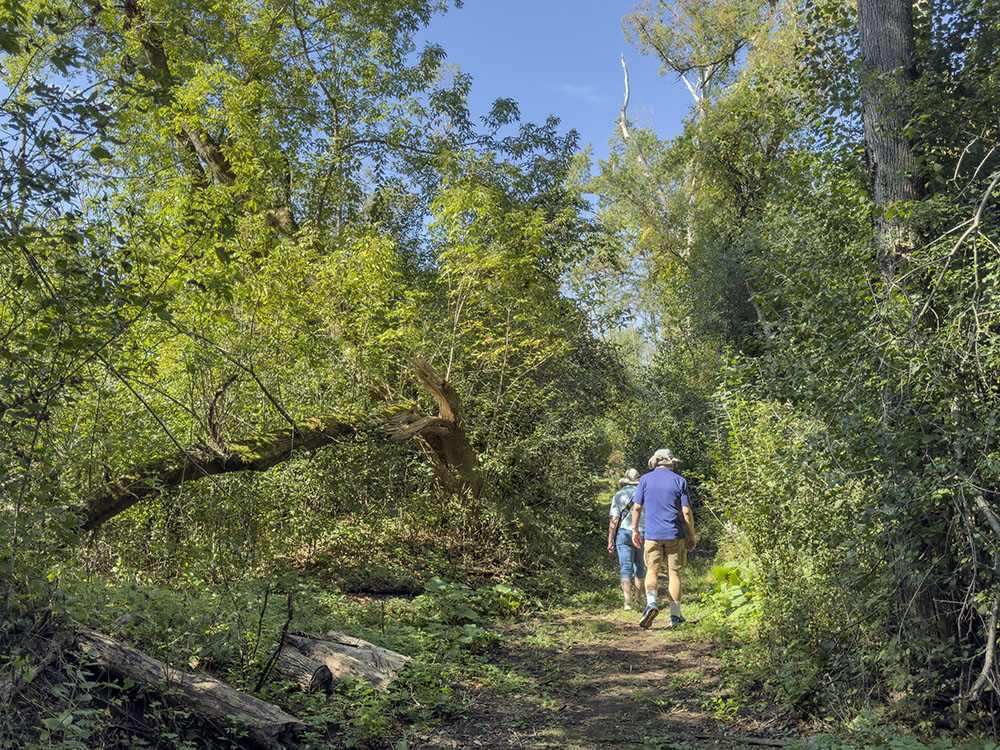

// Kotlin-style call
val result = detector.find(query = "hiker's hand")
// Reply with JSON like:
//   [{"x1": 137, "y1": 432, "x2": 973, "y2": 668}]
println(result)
[
  {"x1": 687, "y1": 535, "x2": 697, "y2": 552},
  {"x1": 632, "y1": 530, "x2": 641, "y2": 548},
  {"x1": 607, "y1": 539, "x2": 614, "y2": 554}
]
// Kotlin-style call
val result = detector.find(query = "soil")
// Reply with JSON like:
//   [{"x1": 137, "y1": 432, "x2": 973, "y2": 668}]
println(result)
[{"x1": 410, "y1": 609, "x2": 798, "y2": 750}]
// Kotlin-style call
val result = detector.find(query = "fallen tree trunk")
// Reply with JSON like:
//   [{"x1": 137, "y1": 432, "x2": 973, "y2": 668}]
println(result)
[
  {"x1": 82, "y1": 415, "x2": 359, "y2": 530},
  {"x1": 274, "y1": 646, "x2": 332, "y2": 694},
  {"x1": 284, "y1": 632, "x2": 411, "y2": 691},
  {"x1": 75, "y1": 628, "x2": 306, "y2": 750},
  {"x1": 81, "y1": 357, "x2": 483, "y2": 532}
]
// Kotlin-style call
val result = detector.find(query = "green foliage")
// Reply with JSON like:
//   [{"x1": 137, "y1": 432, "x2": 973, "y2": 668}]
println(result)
[
  {"x1": 5, "y1": 0, "x2": 1000, "y2": 740},
  {"x1": 597, "y1": 0, "x2": 1000, "y2": 729},
  {"x1": 707, "y1": 562, "x2": 760, "y2": 621},
  {"x1": 789, "y1": 730, "x2": 999, "y2": 750},
  {"x1": 415, "y1": 576, "x2": 529, "y2": 626}
]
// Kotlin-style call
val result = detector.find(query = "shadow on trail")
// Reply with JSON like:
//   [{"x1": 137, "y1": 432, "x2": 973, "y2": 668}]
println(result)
[{"x1": 414, "y1": 608, "x2": 736, "y2": 750}]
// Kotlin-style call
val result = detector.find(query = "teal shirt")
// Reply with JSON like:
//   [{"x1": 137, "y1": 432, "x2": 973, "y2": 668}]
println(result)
[{"x1": 609, "y1": 486, "x2": 644, "y2": 533}]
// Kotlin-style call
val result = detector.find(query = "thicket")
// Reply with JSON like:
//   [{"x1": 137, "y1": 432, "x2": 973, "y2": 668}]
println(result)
[{"x1": 0, "y1": 1, "x2": 626, "y2": 746}]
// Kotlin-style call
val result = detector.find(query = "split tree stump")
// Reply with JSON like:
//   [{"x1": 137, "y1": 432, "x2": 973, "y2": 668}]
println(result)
[{"x1": 284, "y1": 631, "x2": 411, "y2": 691}]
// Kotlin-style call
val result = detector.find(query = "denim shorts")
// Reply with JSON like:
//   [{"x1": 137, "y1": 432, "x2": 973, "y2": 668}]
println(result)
[{"x1": 615, "y1": 527, "x2": 647, "y2": 580}]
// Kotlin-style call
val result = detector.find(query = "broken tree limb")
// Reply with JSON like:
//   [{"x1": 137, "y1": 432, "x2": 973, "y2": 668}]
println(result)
[
  {"x1": 75, "y1": 628, "x2": 306, "y2": 750},
  {"x1": 384, "y1": 357, "x2": 482, "y2": 499},
  {"x1": 81, "y1": 415, "x2": 359, "y2": 531},
  {"x1": 81, "y1": 358, "x2": 482, "y2": 532},
  {"x1": 284, "y1": 632, "x2": 411, "y2": 691}
]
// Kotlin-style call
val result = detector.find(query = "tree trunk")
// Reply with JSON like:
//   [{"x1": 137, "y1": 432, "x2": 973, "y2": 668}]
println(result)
[
  {"x1": 75, "y1": 628, "x2": 306, "y2": 750},
  {"x1": 284, "y1": 632, "x2": 411, "y2": 691},
  {"x1": 384, "y1": 357, "x2": 482, "y2": 499},
  {"x1": 81, "y1": 415, "x2": 359, "y2": 530},
  {"x1": 858, "y1": 0, "x2": 923, "y2": 277},
  {"x1": 274, "y1": 646, "x2": 333, "y2": 693},
  {"x1": 81, "y1": 359, "x2": 482, "y2": 531}
]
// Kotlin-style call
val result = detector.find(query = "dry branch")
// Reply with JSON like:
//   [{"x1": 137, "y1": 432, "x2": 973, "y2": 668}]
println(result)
[{"x1": 619, "y1": 55, "x2": 670, "y2": 217}]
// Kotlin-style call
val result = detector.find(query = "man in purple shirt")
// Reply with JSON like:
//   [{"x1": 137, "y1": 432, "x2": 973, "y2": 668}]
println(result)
[{"x1": 631, "y1": 448, "x2": 697, "y2": 629}]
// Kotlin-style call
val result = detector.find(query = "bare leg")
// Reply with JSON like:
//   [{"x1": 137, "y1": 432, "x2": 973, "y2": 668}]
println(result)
[
  {"x1": 644, "y1": 565, "x2": 660, "y2": 600},
  {"x1": 668, "y1": 571, "x2": 682, "y2": 605},
  {"x1": 620, "y1": 578, "x2": 632, "y2": 606}
]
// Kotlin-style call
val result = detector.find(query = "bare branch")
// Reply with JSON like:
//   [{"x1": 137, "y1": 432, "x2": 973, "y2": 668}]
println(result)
[
  {"x1": 619, "y1": 55, "x2": 670, "y2": 216},
  {"x1": 917, "y1": 169, "x2": 1000, "y2": 323},
  {"x1": 962, "y1": 590, "x2": 1000, "y2": 703}
]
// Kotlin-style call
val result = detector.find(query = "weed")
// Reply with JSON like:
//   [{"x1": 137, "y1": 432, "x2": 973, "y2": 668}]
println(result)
[{"x1": 702, "y1": 694, "x2": 742, "y2": 721}]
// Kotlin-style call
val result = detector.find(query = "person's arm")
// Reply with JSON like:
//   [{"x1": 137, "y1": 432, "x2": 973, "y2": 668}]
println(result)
[
  {"x1": 683, "y1": 505, "x2": 697, "y2": 551},
  {"x1": 608, "y1": 516, "x2": 617, "y2": 553},
  {"x1": 631, "y1": 482, "x2": 644, "y2": 547}
]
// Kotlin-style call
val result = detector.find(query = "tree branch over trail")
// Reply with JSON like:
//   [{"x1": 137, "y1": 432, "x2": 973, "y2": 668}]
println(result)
[
  {"x1": 81, "y1": 415, "x2": 359, "y2": 531},
  {"x1": 81, "y1": 358, "x2": 483, "y2": 530}
]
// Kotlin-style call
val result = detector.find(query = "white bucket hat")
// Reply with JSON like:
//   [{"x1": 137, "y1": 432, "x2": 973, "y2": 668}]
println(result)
[{"x1": 648, "y1": 448, "x2": 680, "y2": 469}]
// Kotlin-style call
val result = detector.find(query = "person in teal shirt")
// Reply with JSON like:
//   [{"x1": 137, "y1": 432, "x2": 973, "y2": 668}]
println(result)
[{"x1": 607, "y1": 468, "x2": 646, "y2": 610}]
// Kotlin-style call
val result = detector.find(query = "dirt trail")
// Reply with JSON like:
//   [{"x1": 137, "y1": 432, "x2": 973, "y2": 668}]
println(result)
[{"x1": 413, "y1": 609, "x2": 792, "y2": 750}]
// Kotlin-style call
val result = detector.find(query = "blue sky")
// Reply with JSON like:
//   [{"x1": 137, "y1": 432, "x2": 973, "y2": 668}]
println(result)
[{"x1": 418, "y1": 1, "x2": 694, "y2": 161}]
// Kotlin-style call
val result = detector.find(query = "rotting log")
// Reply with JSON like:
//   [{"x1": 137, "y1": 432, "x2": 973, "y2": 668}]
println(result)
[
  {"x1": 316, "y1": 631, "x2": 411, "y2": 672},
  {"x1": 274, "y1": 646, "x2": 332, "y2": 694},
  {"x1": 284, "y1": 632, "x2": 411, "y2": 691},
  {"x1": 75, "y1": 628, "x2": 306, "y2": 750},
  {"x1": 81, "y1": 415, "x2": 359, "y2": 530}
]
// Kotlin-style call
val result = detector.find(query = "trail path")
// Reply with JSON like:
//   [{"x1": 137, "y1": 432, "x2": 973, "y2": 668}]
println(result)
[{"x1": 414, "y1": 608, "x2": 793, "y2": 750}]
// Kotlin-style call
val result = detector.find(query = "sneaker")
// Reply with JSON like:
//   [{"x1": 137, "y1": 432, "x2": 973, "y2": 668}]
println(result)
[
  {"x1": 639, "y1": 603, "x2": 659, "y2": 629},
  {"x1": 623, "y1": 602, "x2": 633, "y2": 611},
  {"x1": 670, "y1": 614, "x2": 686, "y2": 627}
]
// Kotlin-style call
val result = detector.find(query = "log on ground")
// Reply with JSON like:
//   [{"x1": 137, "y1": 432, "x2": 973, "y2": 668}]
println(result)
[
  {"x1": 284, "y1": 632, "x2": 411, "y2": 691},
  {"x1": 274, "y1": 645, "x2": 332, "y2": 693},
  {"x1": 75, "y1": 628, "x2": 306, "y2": 750}
]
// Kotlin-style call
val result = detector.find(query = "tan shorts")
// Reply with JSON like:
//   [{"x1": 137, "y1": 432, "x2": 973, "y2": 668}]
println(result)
[{"x1": 643, "y1": 539, "x2": 687, "y2": 575}]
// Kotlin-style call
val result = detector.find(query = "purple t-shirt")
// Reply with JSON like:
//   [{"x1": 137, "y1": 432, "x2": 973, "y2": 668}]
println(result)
[{"x1": 633, "y1": 467, "x2": 689, "y2": 540}]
